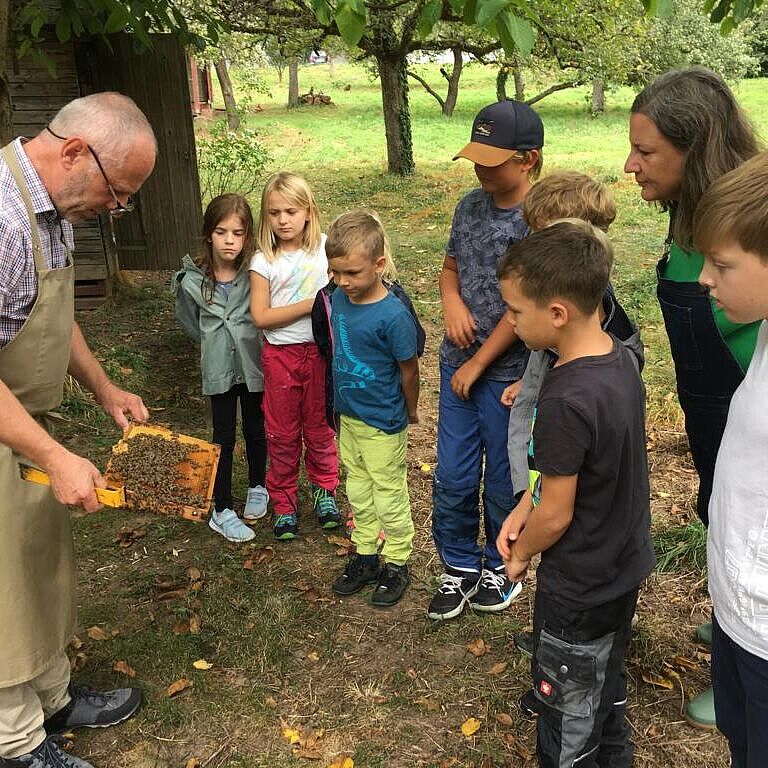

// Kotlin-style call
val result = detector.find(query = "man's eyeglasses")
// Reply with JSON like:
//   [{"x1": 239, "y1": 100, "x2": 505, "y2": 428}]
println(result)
[{"x1": 46, "y1": 125, "x2": 135, "y2": 217}]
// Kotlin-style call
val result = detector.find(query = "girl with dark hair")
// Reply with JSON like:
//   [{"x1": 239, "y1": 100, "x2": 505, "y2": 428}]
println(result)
[
  {"x1": 173, "y1": 194, "x2": 268, "y2": 542},
  {"x1": 625, "y1": 66, "x2": 762, "y2": 729}
]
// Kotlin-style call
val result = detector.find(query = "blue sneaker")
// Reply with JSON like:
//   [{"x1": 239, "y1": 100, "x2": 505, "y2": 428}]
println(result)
[
  {"x1": 311, "y1": 485, "x2": 340, "y2": 529},
  {"x1": 468, "y1": 568, "x2": 522, "y2": 612},
  {"x1": 274, "y1": 513, "x2": 298, "y2": 541},
  {"x1": 243, "y1": 485, "x2": 269, "y2": 521}
]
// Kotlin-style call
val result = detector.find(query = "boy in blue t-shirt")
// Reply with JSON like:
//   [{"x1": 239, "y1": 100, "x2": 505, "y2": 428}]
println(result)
[
  {"x1": 325, "y1": 210, "x2": 420, "y2": 608},
  {"x1": 429, "y1": 100, "x2": 543, "y2": 620}
]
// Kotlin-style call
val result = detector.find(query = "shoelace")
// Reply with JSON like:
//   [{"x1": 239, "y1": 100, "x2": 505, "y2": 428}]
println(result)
[
  {"x1": 481, "y1": 570, "x2": 507, "y2": 591},
  {"x1": 313, "y1": 488, "x2": 337, "y2": 515},
  {"x1": 69, "y1": 684, "x2": 108, "y2": 707},
  {"x1": 437, "y1": 573, "x2": 465, "y2": 595},
  {"x1": 31, "y1": 739, "x2": 84, "y2": 768},
  {"x1": 274, "y1": 514, "x2": 296, "y2": 528}
]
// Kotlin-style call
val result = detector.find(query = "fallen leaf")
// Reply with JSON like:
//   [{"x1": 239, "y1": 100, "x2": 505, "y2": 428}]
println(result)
[
  {"x1": 256, "y1": 546, "x2": 275, "y2": 564},
  {"x1": 187, "y1": 567, "x2": 202, "y2": 581},
  {"x1": 329, "y1": 757, "x2": 354, "y2": 768},
  {"x1": 243, "y1": 558, "x2": 254, "y2": 571},
  {"x1": 326, "y1": 535, "x2": 351, "y2": 549},
  {"x1": 156, "y1": 588, "x2": 188, "y2": 601},
  {"x1": 281, "y1": 726, "x2": 301, "y2": 745},
  {"x1": 295, "y1": 748, "x2": 322, "y2": 760},
  {"x1": 420, "y1": 463, "x2": 432, "y2": 474},
  {"x1": 414, "y1": 696, "x2": 439, "y2": 712},
  {"x1": 467, "y1": 638, "x2": 488, "y2": 657},
  {"x1": 489, "y1": 662, "x2": 508, "y2": 675},
  {"x1": 307, "y1": 651, "x2": 319, "y2": 663},
  {"x1": 189, "y1": 613, "x2": 202, "y2": 635},
  {"x1": 172, "y1": 548, "x2": 180, "y2": 557},
  {"x1": 193, "y1": 659, "x2": 213, "y2": 670},
  {"x1": 406, "y1": 668, "x2": 418, "y2": 680},
  {"x1": 641, "y1": 671, "x2": 674, "y2": 690},
  {"x1": 166, "y1": 678, "x2": 193, "y2": 697},
  {"x1": 113, "y1": 660, "x2": 136, "y2": 677},
  {"x1": 69, "y1": 635, "x2": 84, "y2": 650},
  {"x1": 494, "y1": 712, "x2": 514, "y2": 726},
  {"x1": 87, "y1": 626, "x2": 109, "y2": 641},
  {"x1": 70, "y1": 651, "x2": 87, "y2": 672},
  {"x1": 265, "y1": 696, "x2": 278, "y2": 708},
  {"x1": 460, "y1": 717, "x2": 482, "y2": 737},
  {"x1": 185, "y1": 759, "x2": 199, "y2": 768},
  {"x1": 673, "y1": 655, "x2": 700, "y2": 671},
  {"x1": 172, "y1": 619, "x2": 190, "y2": 635}
]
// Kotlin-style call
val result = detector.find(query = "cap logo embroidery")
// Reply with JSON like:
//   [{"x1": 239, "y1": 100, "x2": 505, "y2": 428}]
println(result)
[
  {"x1": 475, "y1": 121, "x2": 493, "y2": 137},
  {"x1": 539, "y1": 680, "x2": 553, "y2": 697}
]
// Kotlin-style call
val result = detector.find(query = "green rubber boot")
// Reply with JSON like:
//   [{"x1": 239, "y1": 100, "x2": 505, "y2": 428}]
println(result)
[
  {"x1": 685, "y1": 687, "x2": 717, "y2": 730},
  {"x1": 696, "y1": 622, "x2": 713, "y2": 646}
]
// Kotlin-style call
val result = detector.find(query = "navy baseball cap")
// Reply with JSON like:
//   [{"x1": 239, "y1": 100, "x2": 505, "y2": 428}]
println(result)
[{"x1": 453, "y1": 100, "x2": 544, "y2": 167}]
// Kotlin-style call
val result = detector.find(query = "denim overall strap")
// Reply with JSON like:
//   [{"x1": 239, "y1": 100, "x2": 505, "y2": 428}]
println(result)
[{"x1": 655, "y1": 247, "x2": 744, "y2": 525}]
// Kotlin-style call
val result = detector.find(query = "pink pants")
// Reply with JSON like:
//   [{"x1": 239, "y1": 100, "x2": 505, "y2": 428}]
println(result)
[{"x1": 262, "y1": 341, "x2": 338, "y2": 515}]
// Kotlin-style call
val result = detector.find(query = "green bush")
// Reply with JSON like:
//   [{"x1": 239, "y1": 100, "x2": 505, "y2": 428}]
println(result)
[{"x1": 196, "y1": 119, "x2": 270, "y2": 203}]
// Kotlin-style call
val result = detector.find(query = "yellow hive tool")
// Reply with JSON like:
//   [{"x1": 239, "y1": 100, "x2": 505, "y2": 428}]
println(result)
[{"x1": 20, "y1": 465, "x2": 126, "y2": 507}]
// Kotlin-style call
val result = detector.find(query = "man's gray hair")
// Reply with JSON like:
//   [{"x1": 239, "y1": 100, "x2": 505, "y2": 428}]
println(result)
[{"x1": 48, "y1": 92, "x2": 157, "y2": 161}]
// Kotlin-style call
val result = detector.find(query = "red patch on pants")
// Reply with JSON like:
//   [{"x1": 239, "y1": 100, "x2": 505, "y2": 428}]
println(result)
[{"x1": 539, "y1": 680, "x2": 553, "y2": 697}]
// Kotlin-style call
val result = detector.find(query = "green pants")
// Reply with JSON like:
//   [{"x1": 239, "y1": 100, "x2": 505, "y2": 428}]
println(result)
[{"x1": 339, "y1": 415, "x2": 414, "y2": 565}]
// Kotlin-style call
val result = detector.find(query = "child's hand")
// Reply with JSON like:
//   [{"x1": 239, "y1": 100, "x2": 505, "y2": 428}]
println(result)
[
  {"x1": 408, "y1": 409, "x2": 419, "y2": 425},
  {"x1": 496, "y1": 503, "x2": 531, "y2": 561},
  {"x1": 501, "y1": 380, "x2": 523, "y2": 406},
  {"x1": 451, "y1": 359, "x2": 482, "y2": 400},
  {"x1": 443, "y1": 297, "x2": 477, "y2": 349},
  {"x1": 504, "y1": 546, "x2": 530, "y2": 583}
]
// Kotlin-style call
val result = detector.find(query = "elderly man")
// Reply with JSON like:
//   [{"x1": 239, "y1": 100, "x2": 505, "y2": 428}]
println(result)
[{"x1": 0, "y1": 92, "x2": 156, "y2": 768}]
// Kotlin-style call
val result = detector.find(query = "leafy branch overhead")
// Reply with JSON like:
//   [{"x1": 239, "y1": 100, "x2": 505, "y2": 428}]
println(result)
[
  {"x1": 12, "y1": 0, "x2": 223, "y2": 60},
  {"x1": 640, "y1": 0, "x2": 765, "y2": 32}
]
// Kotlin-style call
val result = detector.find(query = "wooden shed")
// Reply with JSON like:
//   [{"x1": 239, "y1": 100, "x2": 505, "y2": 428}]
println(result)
[{"x1": 6, "y1": 30, "x2": 203, "y2": 307}]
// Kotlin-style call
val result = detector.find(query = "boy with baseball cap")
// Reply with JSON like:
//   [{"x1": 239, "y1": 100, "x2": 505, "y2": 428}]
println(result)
[{"x1": 429, "y1": 100, "x2": 543, "y2": 620}]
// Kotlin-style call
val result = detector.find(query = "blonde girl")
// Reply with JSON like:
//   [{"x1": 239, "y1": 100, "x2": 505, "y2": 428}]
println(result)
[
  {"x1": 250, "y1": 172, "x2": 339, "y2": 540},
  {"x1": 174, "y1": 193, "x2": 268, "y2": 543}
]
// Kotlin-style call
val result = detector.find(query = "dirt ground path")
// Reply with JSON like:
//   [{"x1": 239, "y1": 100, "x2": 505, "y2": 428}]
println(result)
[{"x1": 57, "y1": 278, "x2": 727, "y2": 768}]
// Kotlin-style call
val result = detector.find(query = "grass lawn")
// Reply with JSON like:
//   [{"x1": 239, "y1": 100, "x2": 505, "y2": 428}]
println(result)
[{"x1": 60, "y1": 63, "x2": 768, "y2": 767}]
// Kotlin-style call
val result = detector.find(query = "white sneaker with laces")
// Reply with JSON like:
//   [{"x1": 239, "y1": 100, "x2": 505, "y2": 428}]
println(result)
[
  {"x1": 208, "y1": 508, "x2": 255, "y2": 542},
  {"x1": 243, "y1": 485, "x2": 269, "y2": 520}
]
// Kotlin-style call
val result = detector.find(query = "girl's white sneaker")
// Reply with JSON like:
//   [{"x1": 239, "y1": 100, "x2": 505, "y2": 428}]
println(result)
[
  {"x1": 209, "y1": 508, "x2": 255, "y2": 542},
  {"x1": 244, "y1": 485, "x2": 269, "y2": 520}
]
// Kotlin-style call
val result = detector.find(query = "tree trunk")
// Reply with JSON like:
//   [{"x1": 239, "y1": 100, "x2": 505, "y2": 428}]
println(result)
[
  {"x1": 513, "y1": 67, "x2": 525, "y2": 102},
  {"x1": 214, "y1": 52, "x2": 239, "y2": 131},
  {"x1": 591, "y1": 77, "x2": 605, "y2": 116},
  {"x1": 288, "y1": 59, "x2": 300, "y2": 108},
  {"x1": 0, "y1": 0, "x2": 12, "y2": 144},
  {"x1": 441, "y1": 47, "x2": 463, "y2": 117},
  {"x1": 496, "y1": 65, "x2": 508, "y2": 102},
  {"x1": 328, "y1": 55, "x2": 335, "y2": 78},
  {"x1": 376, "y1": 53, "x2": 414, "y2": 175}
]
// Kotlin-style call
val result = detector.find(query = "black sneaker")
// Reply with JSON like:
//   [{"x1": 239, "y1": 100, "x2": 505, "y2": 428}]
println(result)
[
  {"x1": 332, "y1": 553, "x2": 380, "y2": 596},
  {"x1": 273, "y1": 513, "x2": 299, "y2": 541},
  {"x1": 468, "y1": 568, "x2": 522, "y2": 612},
  {"x1": 44, "y1": 683, "x2": 142, "y2": 734},
  {"x1": 514, "y1": 631, "x2": 534, "y2": 658},
  {"x1": 2, "y1": 737, "x2": 94, "y2": 767},
  {"x1": 427, "y1": 571, "x2": 480, "y2": 620},
  {"x1": 371, "y1": 563, "x2": 409, "y2": 608},
  {"x1": 312, "y1": 485, "x2": 341, "y2": 529}
]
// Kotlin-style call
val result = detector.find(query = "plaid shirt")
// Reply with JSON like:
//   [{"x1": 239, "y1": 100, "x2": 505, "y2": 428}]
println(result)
[{"x1": 0, "y1": 138, "x2": 73, "y2": 348}]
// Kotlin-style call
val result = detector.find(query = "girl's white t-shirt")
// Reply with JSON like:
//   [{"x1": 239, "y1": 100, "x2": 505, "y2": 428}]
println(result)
[
  {"x1": 249, "y1": 234, "x2": 328, "y2": 345},
  {"x1": 709, "y1": 319, "x2": 768, "y2": 661}
]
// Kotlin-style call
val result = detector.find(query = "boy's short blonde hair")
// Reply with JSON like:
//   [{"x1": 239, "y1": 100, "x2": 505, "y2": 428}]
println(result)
[
  {"x1": 325, "y1": 209, "x2": 397, "y2": 281},
  {"x1": 523, "y1": 171, "x2": 616, "y2": 232},
  {"x1": 694, "y1": 152, "x2": 768, "y2": 262}
]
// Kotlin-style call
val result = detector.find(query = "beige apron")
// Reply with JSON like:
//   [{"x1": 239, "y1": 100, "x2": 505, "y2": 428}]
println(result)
[{"x1": 0, "y1": 143, "x2": 76, "y2": 686}]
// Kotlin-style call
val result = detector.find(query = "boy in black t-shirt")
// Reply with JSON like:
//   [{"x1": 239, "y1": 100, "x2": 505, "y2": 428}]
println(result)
[{"x1": 496, "y1": 220, "x2": 655, "y2": 768}]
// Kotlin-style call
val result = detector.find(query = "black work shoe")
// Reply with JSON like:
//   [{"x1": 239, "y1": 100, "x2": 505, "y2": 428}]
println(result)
[
  {"x1": 514, "y1": 631, "x2": 534, "y2": 658},
  {"x1": 427, "y1": 571, "x2": 480, "y2": 620},
  {"x1": 332, "y1": 553, "x2": 380, "y2": 596},
  {"x1": 469, "y1": 568, "x2": 522, "y2": 612},
  {"x1": 43, "y1": 683, "x2": 142, "y2": 734},
  {"x1": 1, "y1": 737, "x2": 94, "y2": 767},
  {"x1": 371, "y1": 563, "x2": 409, "y2": 608}
]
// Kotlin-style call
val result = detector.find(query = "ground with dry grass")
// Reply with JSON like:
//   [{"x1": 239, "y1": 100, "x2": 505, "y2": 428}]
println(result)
[{"x1": 53, "y1": 277, "x2": 725, "y2": 768}]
